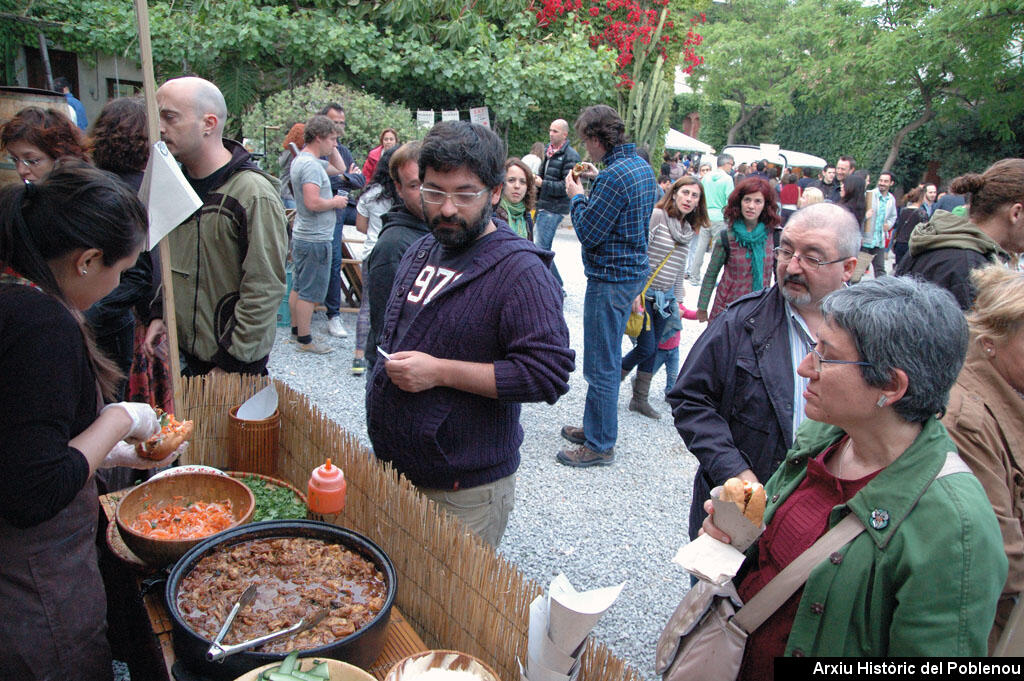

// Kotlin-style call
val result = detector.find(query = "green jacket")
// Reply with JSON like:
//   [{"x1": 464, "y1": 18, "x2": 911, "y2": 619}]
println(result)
[
  {"x1": 168, "y1": 151, "x2": 288, "y2": 373},
  {"x1": 747, "y1": 418, "x2": 1006, "y2": 657}
]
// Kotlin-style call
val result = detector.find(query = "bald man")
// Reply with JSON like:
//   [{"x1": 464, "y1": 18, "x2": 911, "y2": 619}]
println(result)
[
  {"x1": 534, "y1": 118, "x2": 580, "y2": 290},
  {"x1": 147, "y1": 76, "x2": 288, "y2": 376}
]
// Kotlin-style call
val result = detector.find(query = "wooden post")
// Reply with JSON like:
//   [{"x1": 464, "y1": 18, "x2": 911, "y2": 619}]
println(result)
[
  {"x1": 132, "y1": 0, "x2": 183, "y2": 406},
  {"x1": 36, "y1": 32, "x2": 53, "y2": 90}
]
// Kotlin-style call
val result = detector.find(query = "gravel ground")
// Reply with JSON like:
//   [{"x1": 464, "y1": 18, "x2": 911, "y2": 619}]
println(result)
[{"x1": 268, "y1": 223, "x2": 706, "y2": 679}]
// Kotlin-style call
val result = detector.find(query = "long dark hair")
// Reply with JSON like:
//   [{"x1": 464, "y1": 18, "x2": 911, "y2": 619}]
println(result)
[
  {"x1": 0, "y1": 162, "x2": 148, "y2": 398},
  {"x1": 840, "y1": 174, "x2": 867, "y2": 225},
  {"x1": 656, "y1": 176, "x2": 709, "y2": 232},
  {"x1": 367, "y1": 146, "x2": 399, "y2": 203}
]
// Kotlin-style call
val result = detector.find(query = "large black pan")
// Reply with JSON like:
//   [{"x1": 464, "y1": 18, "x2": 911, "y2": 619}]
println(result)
[{"x1": 165, "y1": 519, "x2": 397, "y2": 681}]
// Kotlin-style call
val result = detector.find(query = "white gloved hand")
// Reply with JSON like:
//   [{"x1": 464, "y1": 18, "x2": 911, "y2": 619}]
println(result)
[
  {"x1": 100, "y1": 440, "x2": 187, "y2": 470},
  {"x1": 101, "y1": 402, "x2": 160, "y2": 444}
]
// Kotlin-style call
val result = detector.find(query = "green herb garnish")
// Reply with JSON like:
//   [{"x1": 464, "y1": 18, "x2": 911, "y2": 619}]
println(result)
[{"x1": 239, "y1": 475, "x2": 307, "y2": 521}]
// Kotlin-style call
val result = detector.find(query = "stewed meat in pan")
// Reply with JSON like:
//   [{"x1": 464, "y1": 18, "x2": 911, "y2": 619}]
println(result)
[{"x1": 177, "y1": 537, "x2": 387, "y2": 653}]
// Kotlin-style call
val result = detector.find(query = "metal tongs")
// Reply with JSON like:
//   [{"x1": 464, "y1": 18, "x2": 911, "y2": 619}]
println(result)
[{"x1": 206, "y1": 584, "x2": 329, "y2": 662}]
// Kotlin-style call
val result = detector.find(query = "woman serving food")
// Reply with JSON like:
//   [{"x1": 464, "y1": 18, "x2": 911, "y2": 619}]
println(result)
[
  {"x1": 0, "y1": 164, "x2": 185, "y2": 680},
  {"x1": 701, "y1": 276, "x2": 1005, "y2": 671}
]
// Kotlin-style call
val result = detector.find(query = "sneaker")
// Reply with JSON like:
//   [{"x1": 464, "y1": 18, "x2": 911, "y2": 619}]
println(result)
[
  {"x1": 351, "y1": 357, "x2": 367, "y2": 375},
  {"x1": 560, "y1": 425, "x2": 586, "y2": 445},
  {"x1": 556, "y1": 445, "x2": 615, "y2": 468},
  {"x1": 327, "y1": 316, "x2": 348, "y2": 338},
  {"x1": 297, "y1": 341, "x2": 333, "y2": 354}
]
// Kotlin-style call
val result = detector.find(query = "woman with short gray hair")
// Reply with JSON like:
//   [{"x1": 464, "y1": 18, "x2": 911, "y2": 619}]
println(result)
[{"x1": 702, "y1": 276, "x2": 1006, "y2": 667}]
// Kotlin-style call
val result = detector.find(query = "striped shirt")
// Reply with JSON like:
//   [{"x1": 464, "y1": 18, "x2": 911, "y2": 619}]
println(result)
[
  {"x1": 570, "y1": 143, "x2": 657, "y2": 282},
  {"x1": 646, "y1": 208, "x2": 693, "y2": 301},
  {"x1": 785, "y1": 301, "x2": 815, "y2": 438}
]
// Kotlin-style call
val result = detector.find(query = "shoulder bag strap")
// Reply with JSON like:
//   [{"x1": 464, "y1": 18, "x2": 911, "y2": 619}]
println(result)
[
  {"x1": 732, "y1": 451, "x2": 969, "y2": 633},
  {"x1": 641, "y1": 245, "x2": 677, "y2": 298},
  {"x1": 732, "y1": 513, "x2": 864, "y2": 633}
]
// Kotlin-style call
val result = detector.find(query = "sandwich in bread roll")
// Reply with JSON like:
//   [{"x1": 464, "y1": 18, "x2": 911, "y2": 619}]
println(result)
[
  {"x1": 720, "y1": 477, "x2": 767, "y2": 526},
  {"x1": 135, "y1": 409, "x2": 194, "y2": 461},
  {"x1": 571, "y1": 162, "x2": 587, "y2": 179}
]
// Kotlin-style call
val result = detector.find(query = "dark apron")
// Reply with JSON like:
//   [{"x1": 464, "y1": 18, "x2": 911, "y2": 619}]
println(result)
[{"x1": 0, "y1": 477, "x2": 113, "y2": 681}]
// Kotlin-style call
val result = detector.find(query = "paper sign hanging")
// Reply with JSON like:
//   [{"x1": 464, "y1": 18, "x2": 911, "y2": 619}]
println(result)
[
  {"x1": 139, "y1": 140, "x2": 202, "y2": 250},
  {"x1": 469, "y1": 106, "x2": 491, "y2": 128},
  {"x1": 417, "y1": 110, "x2": 435, "y2": 128},
  {"x1": 442, "y1": 109, "x2": 460, "y2": 122}
]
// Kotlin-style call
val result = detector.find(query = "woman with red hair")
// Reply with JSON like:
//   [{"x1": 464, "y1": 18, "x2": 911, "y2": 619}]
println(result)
[
  {"x1": 0, "y1": 106, "x2": 88, "y2": 183},
  {"x1": 696, "y1": 176, "x2": 780, "y2": 322}
]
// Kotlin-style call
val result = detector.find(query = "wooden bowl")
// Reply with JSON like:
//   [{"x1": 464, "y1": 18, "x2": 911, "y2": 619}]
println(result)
[
  {"x1": 234, "y1": 658, "x2": 375, "y2": 681},
  {"x1": 115, "y1": 472, "x2": 255, "y2": 567},
  {"x1": 385, "y1": 650, "x2": 501, "y2": 681}
]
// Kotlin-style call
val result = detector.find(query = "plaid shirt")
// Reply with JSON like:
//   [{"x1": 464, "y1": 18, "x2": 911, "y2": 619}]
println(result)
[{"x1": 570, "y1": 143, "x2": 656, "y2": 282}]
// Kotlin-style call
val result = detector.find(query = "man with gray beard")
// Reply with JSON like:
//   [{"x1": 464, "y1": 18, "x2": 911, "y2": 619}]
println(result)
[{"x1": 668, "y1": 203, "x2": 860, "y2": 539}]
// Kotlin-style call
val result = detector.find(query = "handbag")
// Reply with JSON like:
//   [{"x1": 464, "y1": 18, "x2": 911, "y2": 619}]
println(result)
[
  {"x1": 626, "y1": 246, "x2": 676, "y2": 338},
  {"x1": 655, "y1": 452, "x2": 971, "y2": 681},
  {"x1": 655, "y1": 514, "x2": 864, "y2": 681}
]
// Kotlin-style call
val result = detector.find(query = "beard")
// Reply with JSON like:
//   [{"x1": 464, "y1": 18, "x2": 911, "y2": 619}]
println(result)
[
  {"x1": 430, "y1": 204, "x2": 491, "y2": 251},
  {"x1": 780, "y1": 274, "x2": 812, "y2": 306}
]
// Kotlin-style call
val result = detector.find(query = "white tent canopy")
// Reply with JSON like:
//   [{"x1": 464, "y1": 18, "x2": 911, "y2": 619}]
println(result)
[{"x1": 664, "y1": 128, "x2": 715, "y2": 154}]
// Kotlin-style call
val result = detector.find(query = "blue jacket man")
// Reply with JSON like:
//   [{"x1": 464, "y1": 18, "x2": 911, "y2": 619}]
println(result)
[{"x1": 557, "y1": 105, "x2": 656, "y2": 467}]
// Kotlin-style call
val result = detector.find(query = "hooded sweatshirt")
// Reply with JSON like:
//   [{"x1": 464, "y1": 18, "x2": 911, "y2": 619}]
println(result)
[
  {"x1": 365, "y1": 206, "x2": 431, "y2": 369},
  {"x1": 895, "y1": 210, "x2": 1007, "y2": 310}
]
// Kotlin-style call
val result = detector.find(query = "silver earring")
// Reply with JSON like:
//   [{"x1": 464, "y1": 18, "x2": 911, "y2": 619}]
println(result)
[
  {"x1": 876, "y1": 395, "x2": 888, "y2": 407},
  {"x1": 80, "y1": 269, "x2": 87, "y2": 276}
]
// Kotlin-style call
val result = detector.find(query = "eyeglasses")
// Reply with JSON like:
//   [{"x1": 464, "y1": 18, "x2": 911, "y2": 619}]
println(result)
[
  {"x1": 6, "y1": 155, "x2": 46, "y2": 168},
  {"x1": 808, "y1": 347, "x2": 872, "y2": 374},
  {"x1": 774, "y1": 247, "x2": 847, "y2": 271},
  {"x1": 420, "y1": 187, "x2": 489, "y2": 207}
]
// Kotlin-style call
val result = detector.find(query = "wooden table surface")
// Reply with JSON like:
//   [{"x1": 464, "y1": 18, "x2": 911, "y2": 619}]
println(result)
[{"x1": 100, "y1": 492, "x2": 427, "y2": 681}]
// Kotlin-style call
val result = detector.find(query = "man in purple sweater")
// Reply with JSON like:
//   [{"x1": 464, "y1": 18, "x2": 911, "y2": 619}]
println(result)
[{"x1": 365, "y1": 121, "x2": 575, "y2": 547}]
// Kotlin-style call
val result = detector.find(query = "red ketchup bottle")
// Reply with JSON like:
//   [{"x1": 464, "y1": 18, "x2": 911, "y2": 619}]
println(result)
[{"x1": 308, "y1": 458, "x2": 347, "y2": 516}]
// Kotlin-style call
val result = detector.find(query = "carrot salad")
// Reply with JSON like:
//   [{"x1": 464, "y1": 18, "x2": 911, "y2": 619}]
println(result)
[{"x1": 130, "y1": 496, "x2": 235, "y2": 540}]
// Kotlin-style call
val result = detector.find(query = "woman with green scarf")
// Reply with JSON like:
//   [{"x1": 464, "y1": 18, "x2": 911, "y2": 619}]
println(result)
[
  {"x1": 497, "y1": 157, "x2": 535, "y2": 241},
  {"x1": 697, "y1": 176, "x2": 781, "y2": 322}
]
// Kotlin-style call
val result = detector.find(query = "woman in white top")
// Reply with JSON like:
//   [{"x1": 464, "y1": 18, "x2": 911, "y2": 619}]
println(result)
[
  {"x1": 351, "y1": 146, "x2": 398, "y2": 375},
  {"x1": 622, "y1": 176, "x2": 709, "y2": 418},
  {"x1": 521, "y1": 141, "x2": 545, "y2": 178}
]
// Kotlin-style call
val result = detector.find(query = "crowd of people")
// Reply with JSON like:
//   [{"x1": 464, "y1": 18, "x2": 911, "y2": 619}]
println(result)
[{"x1": 2, "y1": 78, "x2": 1023, "y2": 679}]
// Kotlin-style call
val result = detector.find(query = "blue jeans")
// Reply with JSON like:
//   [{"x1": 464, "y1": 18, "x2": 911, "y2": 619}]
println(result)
[
  {"x1": 621, "y1": 297, "x2": 668, "y2": 374},
  {"x1": 325, "y1": 207, "x2": 358, "y2": 317},
  {"x1": 582, "y1": 277, "x2": 646, "y2": 453},
  {"x1": 651, "y1": 346, "x2": 680, "y2": 396},
  {"x1": 534, "y1": 210, "x2": 564, "y2": 287}
]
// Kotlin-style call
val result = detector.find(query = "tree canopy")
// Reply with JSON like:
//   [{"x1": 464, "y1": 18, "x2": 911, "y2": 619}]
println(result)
[
  {"x1": 685, "y1": 0, "x2": 1024, "y2": 173},
  {"x1": 1, "y1": 0, "x2": 619, "y2": 151}
]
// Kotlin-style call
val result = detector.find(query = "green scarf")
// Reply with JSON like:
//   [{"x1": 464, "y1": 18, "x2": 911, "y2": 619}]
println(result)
[
  {"x1": 501, "y1": 197, "x2": 528, "y2": 239},
  {"x1": 732, "y1": 220, "x2": 769, "y2": 292}
]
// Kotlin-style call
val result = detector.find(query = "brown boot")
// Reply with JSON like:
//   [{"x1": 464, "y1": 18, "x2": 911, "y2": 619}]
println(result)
[{"x1": 628, "y1": 371, "x2": 661, "y2": 419}]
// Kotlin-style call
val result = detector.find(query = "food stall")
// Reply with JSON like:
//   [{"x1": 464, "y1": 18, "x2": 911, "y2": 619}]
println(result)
[{"x1": 101, "y1": 374, "x2": 641, "y2": 681}]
